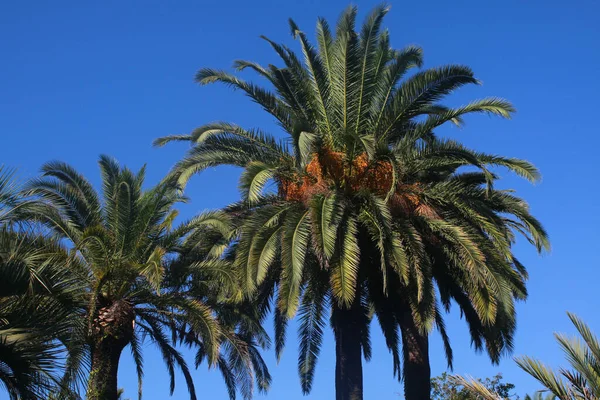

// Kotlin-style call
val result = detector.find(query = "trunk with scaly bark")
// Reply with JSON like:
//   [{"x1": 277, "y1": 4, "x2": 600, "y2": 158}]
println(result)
[{"x1": 86, "y1": 299, "x2": 134, "y2": 400}]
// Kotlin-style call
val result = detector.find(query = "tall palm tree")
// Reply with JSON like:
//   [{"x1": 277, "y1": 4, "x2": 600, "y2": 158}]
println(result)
[
  {"x1": 157, "y1": 5, "x2": 547, "y2": 399},
  {"x1": 18, "y1": 156, "x2": 270, "y2": 400}
]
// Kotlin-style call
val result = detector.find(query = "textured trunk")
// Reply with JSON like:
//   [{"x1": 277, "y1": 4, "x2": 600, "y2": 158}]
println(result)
[
  {"x1": 400, "y1": 308, "x2": 430, "y2": 400},
  {"x1": 86, "y1": 336, "x2": 126, "y2": 400},
  {"x1": 332, "y1": 297, "x2": 364, "y2": 400},
  {"x1": 86, "y1": 299, "x2": 134, "y2": 400}
]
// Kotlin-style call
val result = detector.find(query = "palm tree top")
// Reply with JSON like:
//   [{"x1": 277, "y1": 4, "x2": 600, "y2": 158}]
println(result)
[{"x1": 156, "y1": 5, "x2": 522, "y2": 165}]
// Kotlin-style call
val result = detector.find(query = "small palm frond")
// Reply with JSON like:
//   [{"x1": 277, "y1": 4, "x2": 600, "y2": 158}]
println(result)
[
  {"x1": 0, "y1": 166, "x2": 20, "y2": 223},
  {"x1": 451, "y1": 375, "x2": 504, "y2": 399},
  {"x1": 515, "y1": 357, "x2": 572, "y2": 399}
]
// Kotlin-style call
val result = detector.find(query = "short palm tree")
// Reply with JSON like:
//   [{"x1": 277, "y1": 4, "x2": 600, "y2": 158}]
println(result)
[
  {"x1": 157, "y1": 5, "x2": 547, "y2": 399},
  {"x1": 456, "y1": 313, "x2": 600, "y2": 400},
  {"x1": 19, "y1": 156, "x2": 269, "y2": 400},
  {"x1": 1, "y1": 167, "x2": 81, "y2": 399},
  {"x1": 516, "y1": 313, "x2": 600, "y2": 400},
  {"x1": 0, "y1": 230, "x2": 81, "y2": 400}
]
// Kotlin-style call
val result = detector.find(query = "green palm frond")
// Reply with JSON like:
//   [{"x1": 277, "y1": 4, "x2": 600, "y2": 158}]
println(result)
[
  {"x1": 0, "y1": 329, "x2": 64, "y2": 400},
  {"x1": 297, "y1": 276, "x2": 329, "y2": 394},
  {"x1": 451, "y1": 375, "x2": 504, "y2": 399},
  {"x1": 128, "y1": 332, "x2": 143, "y2": 400},
  {"x1": 289, "y1": 19, "x2": 333, "y2": 139},
  {"x1": 239, "y1": 162, "x2": 277, "y2": 205},
  {"x1": 516, "y1": 357, "x2": 572, "y2": 399},
  {"x1": 0, "y1": 166, "x2": 20, "y2": 223},
  {"x1": 279, "y1": 208, "x2": 311, "y2": 318},
  {"x1": 309, "y1": 192, "x2": 343, "y2": 265},
  {"x1": 329, "y1": 215, "x2": 360, "y2": 307},
  {"x1": 195, "y1": 69, "x2": 293, "y2": 132}
]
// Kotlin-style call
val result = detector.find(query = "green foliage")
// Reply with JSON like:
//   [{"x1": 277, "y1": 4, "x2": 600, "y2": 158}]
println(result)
[
  {"x1": 431, "y1": 372, "x2": 516, "y2": 400},
  {"x1": 455, "y1": 376, "x2": 554, "y2": 400},
  {"x1": 0, "y1": 166, "x2": 17, "y2": 222},
  {"x1": 0, "y1": 166, "x2": 80, "y2": 399}
]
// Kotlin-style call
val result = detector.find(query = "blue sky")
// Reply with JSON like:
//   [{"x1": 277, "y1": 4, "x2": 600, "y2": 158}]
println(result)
[{"x1": 2, "y1": 0, "x2": 599, "y2": 398}]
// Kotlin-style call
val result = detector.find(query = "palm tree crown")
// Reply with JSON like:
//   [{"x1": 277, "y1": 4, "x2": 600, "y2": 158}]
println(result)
[{"x1": 16, "y1": 156, "x2": 269, "y2": 400}]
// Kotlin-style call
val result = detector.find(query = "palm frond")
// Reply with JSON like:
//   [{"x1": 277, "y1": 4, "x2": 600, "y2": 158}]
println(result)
[
  {"x1": 297, "y1": 280, "x2": 328, "y2": 394},
  {"x1": 329, "y1": 214, "x2": 360, "y2": 307},
  {"x1": 279, "y1": 209, "x2": 311, "y2": 318}
]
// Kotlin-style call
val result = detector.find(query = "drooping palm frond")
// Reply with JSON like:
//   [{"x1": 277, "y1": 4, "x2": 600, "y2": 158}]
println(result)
[
  {"x1": 0, "y1": 329, "x2": 63, "y2": 400},
  {"x1": 456, "y1": 374, "x2": 557, "y2": 400},
  {"x1": 0, "y1": 166, "x2": 21, "y2": 224},
  {"x1": 297, "y1": 266, "x2": 329, "y2": 394}
]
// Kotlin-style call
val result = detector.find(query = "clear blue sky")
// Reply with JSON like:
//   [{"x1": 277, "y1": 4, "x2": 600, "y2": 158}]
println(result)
[{"x1": 2, "y1": 0, "x2": 599, "y2": 398}]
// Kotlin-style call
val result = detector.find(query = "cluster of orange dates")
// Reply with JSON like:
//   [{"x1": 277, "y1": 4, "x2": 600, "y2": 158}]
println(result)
[
  {"x1": 278, "y1": 148, "x2": 435, "y2": 218},
  {"x1": 278, "y1": 149, "x2": 392, "y2": 202}
]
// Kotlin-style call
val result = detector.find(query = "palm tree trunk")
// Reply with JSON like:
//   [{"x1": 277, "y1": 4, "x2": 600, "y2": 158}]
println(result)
[
  {"x1": 400, "y1": 308, "x2": 430, "y2": 400},
  {"x1": 332, "y1": 296, "x2": 364, "y2": 400},
  {"x1": 86, "y1": 299, "x2": 134, "y2": 400},
  {"x1": 86, "y1": 336, "x2": 127, "y2": 400}
]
